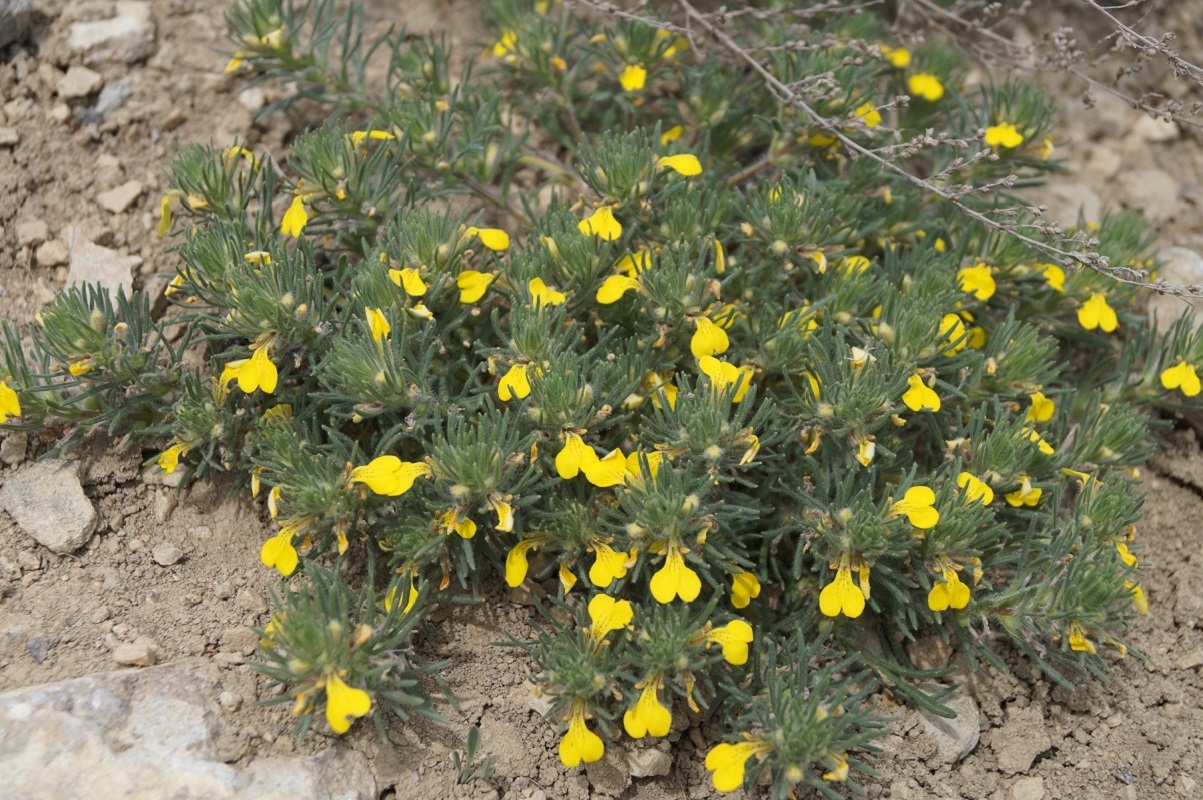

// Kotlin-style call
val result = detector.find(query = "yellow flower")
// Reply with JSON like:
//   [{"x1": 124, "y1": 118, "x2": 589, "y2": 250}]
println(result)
[
  {"x1": 158, "y1": 194, "x2": 174, "y2": 237},
  {"x1": 650, "y1": 544, "x2": 702, "y2": 603},
  {"x1": 699, "y1": 356, "x2": 754, "y2": 403},
  {"x1": 492, "y1": 28, "x2": 517, "y2": 57},
  {"x1": 466, "y1": 226, "x2": 510, "y2": 251},
  {"x1": 1027, "y1": 391, "x2": 1056, "y2": 422},
  {"x1": 350, "y1": 129, "x2": 395, "y2": 147},
  {"x1": 384, "y1": 572, "x2": 419, "y2": 614},
  {"x1": 902, "y1": 373, "x2": 941, "y2": 413},
  {"x1": 853, "y1": 435, "x2": 876, "y2": 468},
  {"x1": 1077, "y1": 292, "x2": 1118, "y2": 333},
  {"x1": 1004, "y1": 475, "x2": 1042, "y2": 507},
  {"x1": 221, "y1": 347, "x2": 279, "y2": 394},
  {"x1": 618, "y1": 63, "x2": 647, "y2": 91},
  {"x1": 487, "y1": 494, "x2": 513, "y2": 532},
  {"x1": 244, "y1": 250, "x2": 271, "y2": 265},
  {"x1": 560, "y1": 562, "x2": 578, "y2": 593},
  {"x1": 625, "y1": 450, "x2": 664, "y2": 484},
  {"x1": 260, "y1": 529, "x2": 298, "y2": 576},
  {"x1": 714, "y1": 240, "x2": 726, "y2": 274},
  {"x1": 1021, "y1": 427, "x2": 1055, "y2": 455},
  {"x1": 350, "y1": 456, "x2": 431, "y2": 496},
  {"x1": 281, "y1": 195, "x2": 308, "y2": 238},
  {"x1": 389, "y1": 267, "x2": 428, "y2": 297},
  {"x1": 596, "y1": 274, "x2": 640, "y2": 304},
  {"x1": 324, "y1": 673, "x2": 372, "y2": 734},
  {"x1": 559, "y1": 701, "x2": 604, "y2": 767},
  {"x1": 555, "y1": 432, "x2": 594, "y2": 480},
  {"x1": 1067, "y1": 622, "x2": 1096, "y2": 655},
  {"x1": 0, "y1": 380, "x2": 22, "y2": 423},
  {"x1": 498, "y1": 363, "x2": 532, "y2": 401},
  {"x1": 660, "y1": 125, "x2": 684, "y2": 145},
  {"x1": 691, "y1": 316, "x2": 730, "y2": 358},
  {"x1": 823, "y1": 754, "x2": 850, "y2": 783},
  {"x1": 853, "y1": 102, "x2": 881, "y2": 127},
  {"x1": 157, "y1": 443, "x2": 189, "y2": 476},
  {"x1": 956, "y1": 471, "x2": 994, "y2": 505},
  {"x1": 456, "y1": 270, "x2": 495, "y2": 303},
  {"x1": 880, "y1": 44, "x2": 911, "y2": 68},
  {"x1": 890, "y1": 486, "x2": 940, "y2": 528},
  {"x1": 907, "y1": 73, "x2": 945, "y2": 102},
  {"x1": 1039, "y1": 263, "x2": 1066, "y2": 292},
  {"x1": 504, "y1": 537, "x2": 543, "y2": 586},
  {"x1": 579, "y1": 206, "x2": 623, "y2": 241},
  {"x1": 984, "y1": 122, "x2": 1024, "y2": 149},
  {"x1": 439, "y1": 509, "x2": 478, "y2": 539},
  {"x1": 819, "y1": 555, "x2": 866, "y2": 619},
  {"x1": 554, "y1": 433, "x2": 626, "y2": 487},
  {"x1": 223, "y1": 51, "x2": 247, "y2": 74},
  {"x1": 623, "y1": 677, "x2": 672, "y2": 738},
  {"x1": 656, "y1": 153, "x2": 703, "y2": 176},
  {"x1": 529, "y1": 277, "x2": 566, "y2": 307},
  {"x1": 705, "y1": 740, "x2": 772, "y2": 793},
  {"x1": 957, "y1": 263, "x2": 996, "y2": 300},
  {"x1": 928, "y1": 560, "x2": 971, "y2": 611},
  {"x1": 365, "y1": 307, "x2": 391, "y2": 345},
  {"x1": 588, "y1": 593, "x2": 634, "y2": 640},
  {"x1": 589, "y1": 543, "x2": 634, "y2": 588},
  {"x1": 1127, "y1": 581, "x2": 1149, "y2": 615},
  {"x1": 939, "y1": 313, "x2": 967, "y2": 356},
  {"x1": 1041, "y1": 135, "x2": 1056, "y2": 160},
  {"x1": 730, "y1": 572, "x2": 761, "y2": 608},
  {"x1": 257, "y1": 25, "x2": 286, "y2": 49},
  {"x1": 1161, "y1": 359, "x2": 1201, "y2": 397},
  {"x1": 706, "y1": 619, "x2": 754, "y2": 665}
]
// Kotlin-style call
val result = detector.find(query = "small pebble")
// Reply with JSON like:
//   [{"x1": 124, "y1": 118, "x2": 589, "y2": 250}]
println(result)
[
  {"x1": 112, "y1": 637, "x2": 158, "y2": 667},
  {"x1": 219, "y1": 691, "x2": 243, "y2": 712},
  {"x1": 152, "y1": 542, "x2": 183, "y2": 566},
  {"x1": 36, "y1": 239, "x2": 69, "y2": 267},
  {"x1": 214, "y1": 581, "x2": 234, "y2": 600},
  {"x1": 0, "y1": 127, "x2": 18, "y2": 147}
]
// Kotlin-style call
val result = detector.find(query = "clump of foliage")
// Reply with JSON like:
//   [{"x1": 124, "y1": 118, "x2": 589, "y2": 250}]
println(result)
[{"x1": 3, "y1": 0, "x2": 1195, "y2": 796}]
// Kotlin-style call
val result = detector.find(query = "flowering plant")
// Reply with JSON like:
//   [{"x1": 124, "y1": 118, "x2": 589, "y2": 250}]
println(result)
[{"x1": 1, "y1": 0, "x2": 1192, "y2": 795}]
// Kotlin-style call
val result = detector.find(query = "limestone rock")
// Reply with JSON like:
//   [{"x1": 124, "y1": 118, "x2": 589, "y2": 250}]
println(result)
[
  {"x1": 67, "y1": 2, "x2": 156, "y2": 66},
  {"x1": 57, "y1": 65, "x2": 104, "y2": 99},
  {"x1": 96, "y1": 180, "x2": 144, "y2": 214},
  {"x1": 66, "y1": 226, "x2": 140, "y2": 297},
  {"x1": 1147, "y1": 247, "x2": 1203, "y2": 334},
  {"x1": 112, "y1": 637, "x2": 158, "y2": 667},
  {"x1": 151, "y1": 542, "x2": 183, "y2": 566},
  {"x1": 993, "y1": 705, "x2": 1053, "y2": 775},
  {"x1": 918, "y1": 686, "x2": 981, "y2": 765},
  {"x1": 15, "y1": 219, "x2": 49, "y2": 247},
  {"x1": 0, "y1": 431, "x2": 28, "y2": 465},
  {"x1": 0, "y1": 127, "x2": 18, "y2": 147},
  {"x1": 0, "y1": 663, "x2": 376, "y2": 799},
  {"x1": 0, "y1": 460, "x2": 98, "y2": 554},
  {"x1": 626, "y1": 747, "x2": 672, "y2": 778},
  {"x1": 35, "y1": 239, "x2": 69, "y2": 267},
  {"x1": 1011, "y1": 776, "x2": 1046, "y2": 800}
]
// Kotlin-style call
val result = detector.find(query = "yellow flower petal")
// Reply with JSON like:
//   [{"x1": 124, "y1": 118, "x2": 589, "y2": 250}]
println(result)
[
  {"x1": 707, "y1": 619, "x2": 753, "y2": 665},
  {"x1": 157, "y1": 443, "x2": 187, "y2": 476},
  {"x1": 705, "y1": 741, "x2": 768, "y2": 793},
  {"x1": 467, "y1": 226, "x2": 511, "y2": 251},
  {"x1": 324, "y1": 673, "x2": 371, "y2": 734},
  {"x1": 623, "y1": 683, "x2": 672, "y2": 738},
  {"x1": 699, "y1": 356, "x2": 753, "y2": 403},
  {"x1": 730, "y1": 572, "x2": 761, "y2": 609},
  {"x1": 853, "y1": 101, "x2": 881, "y2": 127},
  {"x1": 457, "y1": 270, "x2": 495, "y2": 304},
  {"x1": 660, "y1": 125, "x2": 684, "y2": 145},
  {"x1": 596, "y1": 274, "x2": 640, "y2": 304},
  {"x1": 583, "y1": 449, "x2": 627, "y2": 487},
  {"x1": 618, "y1": 63, "x2": 647, "y2": 91},
  {"x1": 579, "y1": 207, "x2": 622, "y2": 241},
  {"x1": 891, "y1": 486, "x2": 940, "y2": 529},
  {"x1": 350, "y1": 456, "x2": 431, "y2": 496},
  {"x1": 1040, "y1": 263, "x2": 1066, "y2": 292},
  {"x1": 588, "y1": 593, "x2": 634, "y2": 639},
  {"x1": 559, "y1": 705, "x2": 604, "y2": 767},
  {"x1": 818, "y1": 564, "x2": 865, "y2": 618},
  {"x1": 649, "y1": 546, "x2": 702, "y2": 604},
  {"x1": 505, "y1": 539, "x2": 540, "y2": 587},
  {"x1": 365, "y1": 307, "x2": 391, "y2": 344},
  {"x1": 389, "y1": 267, "x2": 428, "y2": 297},
  {"x1": 498, "y1": 363, "x2": 532, "y2": 401},
  {"x1": 589, "y1": 543, "x2": 633, "y2": 588},
  {"x1": 955, "y1": 471, "x2": 994, "y2": 505},
  {"x1": 902, "y1": 374, "x2": 940, "y2": 413},
  {"x1": 1077, "y1": 292, "x2": 1118, "y2": 333},
  {"x1": 656, "y1": 153, "x2": 702, "y2": 176},
  {"x1": 227, "y1": 348, "x2": 279, "y2": 395},
  {"x1": 957, "y1": 263, "x2": 996, "y2": 300},
  {"x1": 984, "y1": 122, "x2": 1025, "y2": 149},
  {"x1": 907, "y1": 73, "x2": 945, "y2": 102},
  {"x1": 260, "y1": 530, "x2": 298, "y2": 577},
  {"x1": 529, "y1": 277, "x2": 567, "y2": 307},
  {"x1": 281, "y1": 195, "x2": 308, "y2": 238},
  {"x1": 1027, "y1": 391, "x2": 1056, "y2": 422},
  {"x1": 691, "y1": 317, "x2": 730, "y2": 358},
  {"x1": 555, "y1": 432, "x2": 597, "y2": 480},
  {"x1": 1161, "y1": 361, "x2": 1202, "y2": 397}
]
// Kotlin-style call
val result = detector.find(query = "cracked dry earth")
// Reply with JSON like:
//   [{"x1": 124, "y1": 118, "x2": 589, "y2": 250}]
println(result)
[{"x1": 2, "y1": 1, "x2": 1203, "y2": 799}]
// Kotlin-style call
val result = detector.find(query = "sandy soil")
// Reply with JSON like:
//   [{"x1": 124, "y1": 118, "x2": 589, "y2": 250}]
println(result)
[{"x1": 1, "y1": 2, "x2": 1202, "y2": 799}]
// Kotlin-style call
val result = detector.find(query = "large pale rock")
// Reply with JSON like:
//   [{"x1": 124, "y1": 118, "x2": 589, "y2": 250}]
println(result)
[
  {"x1": 1147, "y1": 247, "x2": 1203, "y2": 334},
  {"x1": 0, "y1": 663, "x2": 376, "y2": 800},
  {"x1": 56, "y1": 65, "x2": 104, "y2": 99},
  {"x1": 918, "y1": 686, "x2": 981, "y2": 765},
  {"x1": 66, "y1": 226, "x2": 141, "y2": 297},
  {"x1": 66, "y1": 2, "x2": 156, "y2": 66},
  {"x1": 0, "y1": 459, "x2": 98, "y2": 554}
]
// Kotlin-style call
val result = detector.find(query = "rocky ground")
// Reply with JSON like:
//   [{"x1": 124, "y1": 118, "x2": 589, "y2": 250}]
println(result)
[{"x1": 1, "y1": 1, "x2": 1202, "y2": 799}]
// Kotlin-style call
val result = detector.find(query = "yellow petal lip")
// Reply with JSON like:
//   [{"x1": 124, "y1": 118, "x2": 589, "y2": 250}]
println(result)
[
  {"x1": 1, "y1": 380, "x2": 23, "y2": 422},
  {"x1": 708, "y1": 619, "x2": 754, "y2": 665},
  {"x1": 350, "y1": 456, "x2": 431, "y2": 496},
  {"x1": 588, "y1": 594, "x2": 634, "y2": 639},
  {"x1": 498, "y1": 363, "x2": 532, "y2": 401},
  {"x1": 691, "y1": 317, "x2": 730, "y2": 359},
  {"x1": 902, "y1": 374, "x2": 940, "y2": 413},
  {"x1": 649, "y1": 546, "x2": 702, "y2": 603},
  {"x1": 657, "y1": 153, "x2": 703, "y2": 176},
  {"x1": 618, "y1": 63, "x2": 647, "y2": 91},
  {"x1": 984, "y1": 122, "x2": 1025, "y2": 149},
  {"x1": 597, "y1": 274, "x2": 640, "y2": 304},
  {"x1": 579, "y1": 207, "x2": 622, "y2": 241},
  {"x1": 559, "y1": 706, "x2": 605, "y2": 767},
  {"x1": 730, "y1": 572, "x2": 761, "y2": 609},
  {"x1": 529, "y1": 277, "x2": 566, "y2": 307},
  {"x1": 260, "y1": 530, "x2": 298, "y2": 576},
  {"x1": 623, "y1": 683, "x2": 672, "y2": 739},
  {"x1": 467, "y1": 226, "x2": 511, "y2": 251},
  {"x1": 389, "y1": 267, "x2": 428, "y2": 297},
  {"x1": 907, "y1": 72, "x2": 945, "y2": 102},
  {"x1": 281, "y1": 195, "x2": 308, "y2": 238},
  {"x1": 324, "y1": 673, "x2": 372, "y2": 734},
  {"x1": 1077, "y1": 292, "x2": 1118, "y2": 333},
  {"x1": 457, "y1": 270, "x2": 495, "y2": 303},
  {"x1": 1161, "y1": 361, "x2": 1202, "y2": 397}
]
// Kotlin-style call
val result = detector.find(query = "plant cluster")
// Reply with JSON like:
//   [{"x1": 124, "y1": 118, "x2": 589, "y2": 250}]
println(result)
[{"x1": 1, "y1": 1, "x2": 1196, "y2": 796}]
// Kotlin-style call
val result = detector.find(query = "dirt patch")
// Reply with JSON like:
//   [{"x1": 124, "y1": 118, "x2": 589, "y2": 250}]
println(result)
[{"x1": 2, "y1": 1, "x2": 1203, "y2": 799}]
